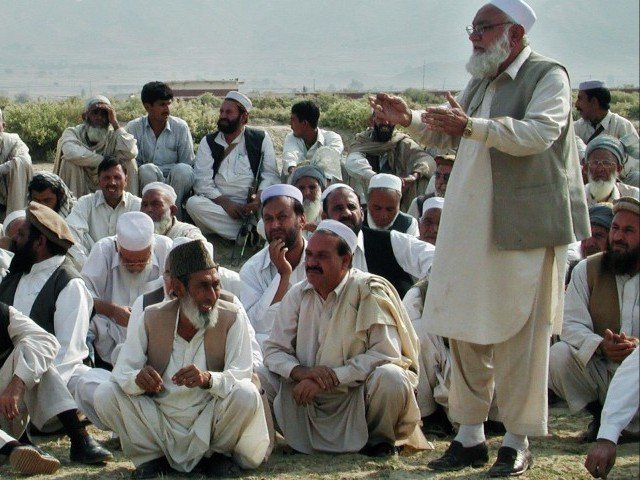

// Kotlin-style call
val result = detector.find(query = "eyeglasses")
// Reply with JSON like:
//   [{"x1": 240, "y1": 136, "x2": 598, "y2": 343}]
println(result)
[
  {"x1": 435, "y1": 172, "x2": 451, "y2": 181},
  {"x1": 588, "y1": 160, "x2": 617, "y2": 168},
  {"x1": 466, "y1": 22, "x2": 513, "y2": 36}
]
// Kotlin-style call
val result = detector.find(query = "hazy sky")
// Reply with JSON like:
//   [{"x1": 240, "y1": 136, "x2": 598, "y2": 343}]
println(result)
[{"x1": 1, "y1": 0, "x2": 638, "y2": 98}]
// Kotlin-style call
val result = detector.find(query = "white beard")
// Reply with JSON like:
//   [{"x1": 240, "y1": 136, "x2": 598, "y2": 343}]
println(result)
[
  {"x1": 367, "y1": 212, "x2": 397, "y2": 231},
  {"x1": 588, "y1": 174, "x2": 617, "y2": 201},
  {"x1": 303, "y1": 197, "x2": 322, "y2": 223},
  {"x1": 179, "y1": 294, "x2": 217, "y2": 330},
  {"x1": 153, "y1": 212, "x2": 173, "y2": 235},
  {"x1": 119, "y1": 261, "x2": 153, "y2": 300},
  {"x1": 466, "y1": 30, "x2": 512, "y2": 79},
  {"x1": 86, "y1": 125, "x2": 109, "y2": 144}
]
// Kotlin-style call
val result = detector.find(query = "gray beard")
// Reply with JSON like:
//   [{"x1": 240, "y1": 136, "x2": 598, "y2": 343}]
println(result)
[
  {"x1": 153, "y1": 213, "x2": 173, "y2": 235},
  {"x1": 466, "y1": 30, "x2": 512, "y2": 79},
  {"x1": 303, "y1": 197, "x2": 322, "y2": 223},
  {"x1": 588, "y1": 174, "x2": 617, "y2": 201},
  {"x1": 119, "y1": 262, "x2": 153, "y2": 297},
  {"x1": 179, "y1": 294, "x2": 217, "y2": 330},
  {"x1": 86, "y1": 125, "x2": 109, "y2": 144},
  {"x1": 367, "y1": 213, "x2": 397, "y2": 231}
]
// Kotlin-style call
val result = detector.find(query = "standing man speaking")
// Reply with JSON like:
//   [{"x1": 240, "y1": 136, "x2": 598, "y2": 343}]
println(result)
[{"x1": 371, "y1": 0, "x2": 589, "y2": 476}]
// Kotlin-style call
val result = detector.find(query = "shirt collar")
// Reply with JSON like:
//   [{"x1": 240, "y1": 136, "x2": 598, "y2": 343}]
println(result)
[
  {"x1": 215, "y1": 127, "x2": 245, "y2": 148},
  {"x1": 315, "y1": 129, "x2": 326, "y2": 146},
  {"x1": 144, "y1": 115, "x2": 172, "y2": 133},
  {"x1": 301, "y1": 268, "x2": 352, "y2": 299},
  {"x1": 598, "y1": 111, "x2": 613, "y2": 129},
  {"x1": 259, "y1": 237, "x2": 307, "y2": 272},
  {"x1": 94, "y1": 190, "x2": 128, "y2": 208},
  {"x1": 26, "y1": 255, "x2": 65, "y2": 277},
  {"x1": 501, "y1": 46, "x2": 532, "y2": 81}
]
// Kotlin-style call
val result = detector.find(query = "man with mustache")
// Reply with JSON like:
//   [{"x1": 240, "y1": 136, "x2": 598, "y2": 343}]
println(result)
[
  {"x1": 370, "y1": 0, "x2": 589, "y2": 475},
  {"x1": 407, "y1": 154, "x2": 454, "y2": 221},
  {"x1": 263, "y1": 220, "x2": 423, "y2": 457},
  {"x1": 53, "y1": 95, "x2": 138, "y2": 198},
  {"x1": 126, "y1": 82, "x2": 195, "y2": 220},
  {"x1": 581, "y1": 204, "x2": 614, "y2": 259},
  {"x1": 239, "y1": 184, "x2": 307, "y2": 348},
  {"x1": 583, "y1": 135, "x2": 639, "y2": 206},
  {"x1": 550, "y1": 196, "x2": 639, "y2": 444},
  {"x1": 290, "y1": 165, "x2": 325, "y2": 235},
  {"x1": 346, "y1": 112, "x2": 434, "y2": 212},
  {"x1": 95, "y1": 239, "x2": 269, "y2": 478},
  {"x1": 186, "y1": 92, "x2": 279, "y2": 241},
  {"x1": 364, "y1": 174, "x2": 418, "y2": 236}
]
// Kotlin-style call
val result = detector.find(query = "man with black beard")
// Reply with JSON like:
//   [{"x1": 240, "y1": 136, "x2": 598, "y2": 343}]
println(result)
[
  {"x1": 239, "y1": 184, "x2": 307, "y2": 349},
  {"x1": 345, "y1": 113, "x2": 434, "y2": 212},
  {"x1": 550, "y1": 196, "x2": 639, "y2": 443},
  {"x1": 94, "y1": 239, "x2": 269, "y2": 478},
  {"x1": 186, "y1": 92, "x2": 279, "y2": 241},
  {"x1": 53, "y1": 96, "x2": 138, "y2": 198}
]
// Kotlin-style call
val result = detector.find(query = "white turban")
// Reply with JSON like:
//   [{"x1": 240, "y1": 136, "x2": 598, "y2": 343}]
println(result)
[
  {"x1": 116, "y1": 212, "x2": 154, "y2": 251},
  {"x1": 85, "y1": 95, "x2": 111, "y2": 111},
  {"x1": 315, "y1": 219, "x2": 358, "y2": 253},
  {"x1": 320, "y1": 183, "x2": 355, "y2": 202},
  {"x1": 421, "y1": 197, "x2": 445, "y2": 220},
  {"x1": 142, "y1": 181, "x2": 178, "y2": 205},
  {"x1": 225, "y1": 91, "x2": 252, "y2": 112},
  {"x1": 368, "y1": 173, "x2": 402, "y2": 193},
  {"x1": 260, "y1": 184, "x2": 303, "y2": 204},
  {"x1": 489, "y1": 0, "x2": 536, "y2": 32}
]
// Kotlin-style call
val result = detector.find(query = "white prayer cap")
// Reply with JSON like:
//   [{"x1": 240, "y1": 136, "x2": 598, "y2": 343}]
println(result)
[
  {"x1": 142, "y1": 181, "x2": 178, "y2": 204},
  {"x1": 579, "y1": 80, "x2": 606, "y2": 91},
  {"x1": 489, "y1": 0, "x2": 536, "y2": 32},
  {"x1": 320, "y1": 183, "x2": 355, "y2": 202},
  {"x1": 85, "y1": 95, "x2": 111, "y2": 110},
  {"x1": 116, "y1": 212, "x2": 154, "y2": 251},
  {"x1": 260, "y1": 184, "x2": 303, "y2": 204},
  {"x1": 171, "y1": 236, "x2": 215, "y2": 262},
  {"x1": 315, "y1": 219, "x2": 358, "y2": 254},
  {"x1": 421, "y1": 197, "x2": 445, "y2": 220},
  {"x1": 2, "y1": 209, "x2": 26, "y2": 234},
  {"x1": 368, "y1": 173, "x2": 402, "y2": 193},
  {"x1": 224, "y1": 91, "x2": 252, "y2": 112}
]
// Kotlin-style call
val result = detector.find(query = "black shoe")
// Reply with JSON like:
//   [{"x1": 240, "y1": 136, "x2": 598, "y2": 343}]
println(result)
[
  {"x1": 9, "y1": 445, "x2": 60, "y2": 475},
  {"x1": 69, "y1": 435, "x2": 114, "y2": 464},
  {"x1": 580, "y1": 416, "x2": 601, "y2": 443},
  {"x1": 131, "y1": 456, "x2": 172, "y2": 479},
  {"x1": 488, "y1": 446, "x2": 532, "y2": 477},
  {"x1": 360, "y1": 442, "x2": 399, "y2": 458},
  {"x1": 421, "y1": 407, "x2": 455, "y2": 439},
  {"x1": 427, "y1": 440, "x2": 489, "y2": 471},
  {"x1": 196, "y1": 452, "x2": 241, "y2": 477}
]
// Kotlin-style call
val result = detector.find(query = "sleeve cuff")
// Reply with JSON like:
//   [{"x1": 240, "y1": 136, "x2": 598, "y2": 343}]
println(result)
[
  {"x1": 333, "y1": 366, "x2": 356, "y2": 386},
  {"x1": 597, "y1": 424, "x2": 622, "y2": 444},
  {"x1": 409, "y1": 110, "x2": 424, "y2": 132},
  {"x1": 577, "y1": 334, "x2": 604, "y2": 367},
  {"x1": 469, "y1": 118, "x2": 490, "y2": 142},
  {"x1": 14, "y1": 368, "x2": 37, "y2": 390},
  {"x1": 207, "y1": 372, "x2": 223, "y2": 396}
]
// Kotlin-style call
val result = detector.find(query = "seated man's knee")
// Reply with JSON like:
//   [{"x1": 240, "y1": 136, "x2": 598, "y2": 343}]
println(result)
[
  {"x1": 93, "y1": 381, "x2": 120, "y2": 420},
  {"x1": 229, "y1": 380, "x2": 261, "y2": 411},
  {"x1": 138, "y1": 164, "x2": 163, "y2": 184},
  {"x1": 549, "y1": 341, "x2": 574, "y2": 379},
  {"x1": 367, "y1": 364, "x2": 410, "y2": 396}
]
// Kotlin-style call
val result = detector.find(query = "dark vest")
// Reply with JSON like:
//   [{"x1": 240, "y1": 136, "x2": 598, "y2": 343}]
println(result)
[
  {"x1": 0, "y1": 257, "x2": 80, "y2": 335},
  {"x1": 585, "y1": 253, "x2": 621, "y2": 337},
  {"x1": 459, "y1": 51, "x2": 590, "y2": 250},
  {"x1": 205, "y1": 127, "x2": 265, "y2": 179},
  {"x1": 0, "y1": 302, "x2": 12, "y2": 368},
  {"x1": 364, "y1": 210, "x2": 414, "y2": 234},
  {"x1": 362, "y1": 227, "x2": 413, "y2": 298}
]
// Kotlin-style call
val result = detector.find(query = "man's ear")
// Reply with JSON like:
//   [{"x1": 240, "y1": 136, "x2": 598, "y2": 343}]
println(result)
[
  {"x1": 170, "y1": 205, "x2": 178, "y2": 217},
  {"x1": 170, "y1": 277, "x2": 187, "y2": 298}
]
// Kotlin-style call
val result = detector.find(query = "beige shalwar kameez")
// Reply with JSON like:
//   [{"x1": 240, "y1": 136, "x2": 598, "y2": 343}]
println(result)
[{"x1": 0, "y1": 132, "x2": 33, "y2": 217}]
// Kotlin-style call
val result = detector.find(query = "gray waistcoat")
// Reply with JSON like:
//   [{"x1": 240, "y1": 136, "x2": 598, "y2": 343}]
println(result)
[{"x1": 460, "y1": 51, "x2": 590, "y2": 250}]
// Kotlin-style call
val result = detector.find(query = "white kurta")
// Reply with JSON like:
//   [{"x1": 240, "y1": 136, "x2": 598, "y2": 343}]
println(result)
[
  {"x1": 0, "y1": 132, "x2": 33, "y2": 216},
  {"x1": 82, "y1": 235, "x2": 172, "y2": 363},
  {"x1": 413, "y1": 47, "x2": 569, "y2": 344},
  {"x1": 66, "y1": 190, "x2": 142, "y2": 265},
  {"x1": 239, "y1": 242, "x2": 307, "y2": 347},
  {"x1": 281, "y1": 128, "x2": 344, "y2": 173},
  {"x1": 165, "y1": 218, "x2": 206, "y2": 241},
  {"x1": 584, "y1": 182, "x2": 639, "y2": 206},
  {"x1": 97, "y1": 304, "x2": 269, "y2": 471}
]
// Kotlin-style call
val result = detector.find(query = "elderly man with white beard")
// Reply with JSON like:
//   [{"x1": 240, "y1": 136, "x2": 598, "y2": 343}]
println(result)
[
  {"x1": 370, "y1": 0, "x2": 589, "y2": 475},
  {"x1": 584, "y1": 135, "x2": 639, "y2": 206},
  {"x1": 290, "y1": 165, "x2": 325, "y2": 236},
  {"x1": 53, "y1": 96, "x2": 139, "y2": 198},
  {"x1": 140, "y1": 182, "x2": 205, "y2": 241},
  {"x1": 364, "y1": 174, "x2": 418, "y2": 236},
  {"x1": 81, "y1": 211, "x2": 171, "y2": 367},
  {"x1": 95, "y1": 239, "x2": 269, "y2": 479}
]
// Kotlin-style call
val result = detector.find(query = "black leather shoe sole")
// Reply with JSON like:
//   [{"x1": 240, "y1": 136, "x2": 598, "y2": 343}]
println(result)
[{"x1": 427, "y1": 440, "x2": 489, "y2": 471}]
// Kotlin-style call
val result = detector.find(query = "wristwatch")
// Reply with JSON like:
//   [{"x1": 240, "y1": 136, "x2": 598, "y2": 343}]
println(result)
[{"x1": 463, "y1": 118, "x2": 473, "y2": 138}]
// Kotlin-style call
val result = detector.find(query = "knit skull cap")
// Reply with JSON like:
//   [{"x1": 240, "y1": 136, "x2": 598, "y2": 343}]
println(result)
[
  {"x1": 368, "y1": 173, "x2": 402, "y2": 193},
  {"x1": 142, "y1": 182, "x2": 178, "y2": 205},
  {"x1": 320, "y1": 183, "x2": 355, "y2": 202},
  {"x1": 169, "y1": 239, "x2": 217, "y2": 278},
  {"x1": 315, "y1": 219, "x2": 358, "y2": 254},
  {"x1": 586, "y1": 135, "x2": 625, "y2": 165},
  {"x1": 588, "y1": 203, "x2": 614, "y2": 230},
  {"x1": 579, "y1": 80, "x2": 606, "y2": 91},
  {"x1": 260, "y1": 184, "x2": 303, "y2": 204},
  {"x1": 421, "y1": 197, "x2": 445, "y2": 220},
  {"x1": 116, "y1": 212, "x2": 154, "y2": 251},
  {"x1": 85, "y1": 95, "x2": 111, "y2": 111},
  {"x1": 224, "y1": 91, "x2": 252, "y2": 112},
  {"x1": 613, "y1": 196, "x2": 640, "y2": 216},
  {"x1": 26, "y1": 202, "x2": 75, "y2": 250},
  {"x1": 489, "y1": 0, "x2": 536, "y2": 33},
  {"x1": 290, "y1": 165, "x2": 327, "y2": 189}
]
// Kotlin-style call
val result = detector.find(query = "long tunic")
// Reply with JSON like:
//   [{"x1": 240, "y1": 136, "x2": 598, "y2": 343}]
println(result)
[{"x1": 0, "y1": 132, "x2": 33, "y2": 216}]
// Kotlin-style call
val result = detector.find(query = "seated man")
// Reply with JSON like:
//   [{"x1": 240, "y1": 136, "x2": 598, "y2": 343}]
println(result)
[
  {"x1": 141, "y1": 182, "x2": 205, "y2": 240},
  {"x1": 82, "y1": 212, "x2": 171, "y2": 366},
  {"x1": 0, "y1": 203, "x2": 113, "y2": 464},
  {"x1": 364, "y1": 174, "x2": 418, "y2": 235},
  {"x1": 290, "y1": 164, "x2": 325, "y2": 233},
  {"x1": 1, "y1": 303, "x2": 62, "y2": 475},
  {"x1": 53, "y1": 95, "x2": 138, "y2": 197},
  {"x1": 346, "y1": 112, "x2": 434, "y2": 211},
  {"x1": 240, "y1": 185, "x2": 307, "y2": 348},
  {"x1": 126, "y1": 81, "x2": 195, "y2": 218},
  {"x1": 408, "y1": 154, "x2": 454, "y2": 220},
  {"x1": 550, "y1": 197, "x2": 639, "y2": 442},
  {"x1": 584, "y1": 347, "x2": 639, "y2": 479},
  {"x1": 418, "y1": 196, "x2": 444, "y2": 246},
  {"x1": 263, "y1": 220, "x2": 422, "y2": 456},
  {"x1": 186, "y1": 91, "x2": 279, "y2": 241},
  {"x1": 0, "y1": 107, "x2": 33, "y2": 218},
  {"x1": 282, "y1": 100, "x2": 344, "y2": 176},
  {"x1": 95, "y1": 240, "x2": 269, "y2": 478},
  {"x1": 584, "y1": 136, "x2": 639, "y2": 206},
  {"x1": 28, "y1": 172, "x2": 76, "y2": 218},
  {"x1": 66, "y1": 156, "x2": 141, "y2": 265},
  {"x1": 581, "y1": 204, "x2": 614, "y2": 258}
]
